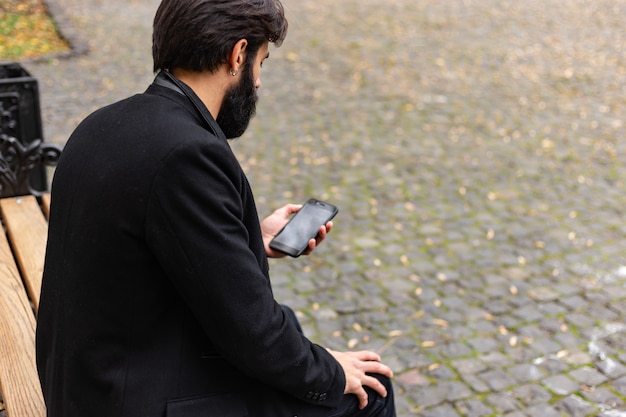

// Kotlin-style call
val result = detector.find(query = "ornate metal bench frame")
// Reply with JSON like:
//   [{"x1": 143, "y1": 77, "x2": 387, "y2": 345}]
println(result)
[{"x1": 0, "y1": 134, "x2": 62, "y2": 198}]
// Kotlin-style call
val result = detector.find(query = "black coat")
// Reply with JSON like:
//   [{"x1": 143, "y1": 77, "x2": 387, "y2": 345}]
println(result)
[{"x1": 36, "y1": 74, "x2": 345, "y2": 417}]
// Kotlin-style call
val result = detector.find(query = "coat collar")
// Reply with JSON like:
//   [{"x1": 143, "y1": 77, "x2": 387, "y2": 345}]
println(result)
[{"x1": 151, "y1": 70, "x2": 227, "y2": 142}]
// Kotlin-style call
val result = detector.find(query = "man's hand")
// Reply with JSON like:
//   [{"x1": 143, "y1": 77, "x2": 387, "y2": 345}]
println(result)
[
  {"x1": 327, "y1": 349, "x2": 393, "y2": 409},
  {"x1": 261, "y1": 204, "x2": 333, "y2": 258}
]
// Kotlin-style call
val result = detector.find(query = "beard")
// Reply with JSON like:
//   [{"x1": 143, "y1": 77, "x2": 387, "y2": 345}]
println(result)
[{"x1": 216, "y1": 64, "x2": 258, "y2": 139}]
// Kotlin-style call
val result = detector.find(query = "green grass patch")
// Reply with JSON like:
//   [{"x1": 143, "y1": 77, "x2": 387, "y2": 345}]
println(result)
[{"x1": 0, "y1": 1, "x2": 69, "y2": 61}]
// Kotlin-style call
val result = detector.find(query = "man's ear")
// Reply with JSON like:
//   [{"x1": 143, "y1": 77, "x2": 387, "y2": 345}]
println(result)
[{"x1": 228, "y1": 39, "x2": 248, "y2": 76}]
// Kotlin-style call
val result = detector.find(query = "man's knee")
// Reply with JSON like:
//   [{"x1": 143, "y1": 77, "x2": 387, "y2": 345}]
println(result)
[
  {"x1": 327, "y1": 373, "x2": 396, "y2": 417},
  {"x1": 363, "y1": 373, "x2": 395, "y2": 417}
]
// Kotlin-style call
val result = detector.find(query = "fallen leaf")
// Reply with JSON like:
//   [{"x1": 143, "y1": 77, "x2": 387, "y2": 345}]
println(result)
[
  {"x1": 428, "y1": 363, "x2": 440, "y2": 372},
  {"x1": 433, "y1": 318, "x2": 449, "y2": 327}
]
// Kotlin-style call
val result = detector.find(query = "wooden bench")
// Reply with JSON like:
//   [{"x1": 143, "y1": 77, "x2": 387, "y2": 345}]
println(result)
[{"x1": 0, "y1": 135, "x2": 62, "y2": 417}]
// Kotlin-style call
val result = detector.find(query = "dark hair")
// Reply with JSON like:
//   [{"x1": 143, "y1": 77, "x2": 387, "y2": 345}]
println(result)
[{"x1": 153, "y1": 0, "x2": 288, "y2": 73}]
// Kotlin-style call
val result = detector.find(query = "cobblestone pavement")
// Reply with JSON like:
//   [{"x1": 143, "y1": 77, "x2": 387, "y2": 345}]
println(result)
[{"x1": 20, "y1": 0, "x2": 626, "y2": 415}]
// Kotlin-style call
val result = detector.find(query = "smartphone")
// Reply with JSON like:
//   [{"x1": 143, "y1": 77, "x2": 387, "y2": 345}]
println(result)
[{"x1": 269, "y1": 199, "x2": 338, "y2": 258}]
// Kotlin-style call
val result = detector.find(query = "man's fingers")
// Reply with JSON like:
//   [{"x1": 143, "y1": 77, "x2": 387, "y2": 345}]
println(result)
[
  {"x1": 362, "y1": 374, "x2": 388, "y2": 399},
  {"x1": 349, "y1": 350, "x2": 381, "y2": 362},
  {"x1": 328, "y1": 349, "x2": 393, "y2": 410},
  {"x1": 355, "y1": 386, "x2": 369, "y2": 409},
  {"x1": 353, "y1": 375, "x2": 387, "y2": 409},
  {"x1": 360, "y1": 360, "x2": 393, "y2": 378},
  {"x1": 282, "y1": 204, "x2": 302, "y2": 216}
]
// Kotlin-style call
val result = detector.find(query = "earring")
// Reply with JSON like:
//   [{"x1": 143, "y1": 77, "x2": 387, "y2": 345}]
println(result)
[{"x1": 229, "y1": 68, "x2": 239, "y2": 76}]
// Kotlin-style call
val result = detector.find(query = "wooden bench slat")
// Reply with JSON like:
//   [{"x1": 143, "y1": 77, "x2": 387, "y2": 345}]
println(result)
[
  {"x1": 0, "y1": 223, "x2": 46, "y2": 417},
  {"x1": 0, "y1": 197, "x2": 48, "y2": 313},
  {"x1": 40, "y1": 194, "x2": 51, "y2": 219}
]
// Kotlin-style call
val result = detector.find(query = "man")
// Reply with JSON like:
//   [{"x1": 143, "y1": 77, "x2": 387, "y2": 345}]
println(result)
[{"x1": 36, "y1": 0, "x2": 396, "y2": 416}]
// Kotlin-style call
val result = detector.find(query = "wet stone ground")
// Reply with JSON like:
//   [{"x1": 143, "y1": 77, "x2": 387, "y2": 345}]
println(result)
[{"x1": 10, "y1": 0, "x2": 626, "y2": 416}]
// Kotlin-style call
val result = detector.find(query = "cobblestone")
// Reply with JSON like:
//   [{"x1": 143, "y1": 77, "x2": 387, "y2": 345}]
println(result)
[
  {"x1": 14, "y1": 0, "x2": 626, "y2": 415},
  {"x1": 542, "y1": 374, "x2": 581, "y2": 396},
  {"x1": 556, "y1": 395, "x2": 599, "y2": 417}
]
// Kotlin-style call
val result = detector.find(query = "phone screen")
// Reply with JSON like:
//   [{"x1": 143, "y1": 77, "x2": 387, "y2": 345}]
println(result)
[{"x1": 269, "y1": 199, "x2": 338, "y2": 257}]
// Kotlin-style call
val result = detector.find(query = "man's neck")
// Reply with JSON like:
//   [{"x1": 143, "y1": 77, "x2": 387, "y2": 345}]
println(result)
[{"x1": 171, "y1": 68, "x2": 230, "y2": 119}]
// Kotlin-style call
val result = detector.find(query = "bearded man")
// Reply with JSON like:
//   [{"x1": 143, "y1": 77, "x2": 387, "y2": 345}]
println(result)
[{"x1": 36, "y1": 1, "x2": 396, "y2": 416}]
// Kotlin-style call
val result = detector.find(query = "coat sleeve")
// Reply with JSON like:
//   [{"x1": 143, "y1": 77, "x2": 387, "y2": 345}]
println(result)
[{"x1": 144, "y1": 135, "x2": 345, "y2": 407}]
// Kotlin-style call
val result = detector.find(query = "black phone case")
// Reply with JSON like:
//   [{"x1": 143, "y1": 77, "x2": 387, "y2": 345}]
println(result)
[{"x1": 269, "y1": 199, "x2": 338, "y2": 257}]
